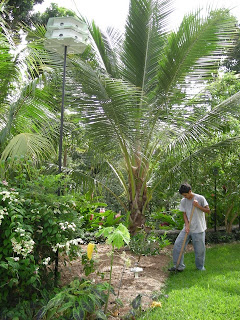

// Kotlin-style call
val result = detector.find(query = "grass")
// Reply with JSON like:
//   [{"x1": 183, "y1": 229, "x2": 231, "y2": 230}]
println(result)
[{"x1": 138, "y1": 242, "x2": 240, "y2": 319}]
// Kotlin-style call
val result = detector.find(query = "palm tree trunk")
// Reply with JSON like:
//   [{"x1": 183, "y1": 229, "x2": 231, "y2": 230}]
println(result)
[{"x1": 128, "y1": 159, "x2": 148, "y2": 234}]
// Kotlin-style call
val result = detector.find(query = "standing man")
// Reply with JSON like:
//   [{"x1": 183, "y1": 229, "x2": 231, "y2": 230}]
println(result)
[{"x1": 168, "y1": 183, "x2": 210, "y2": 272}]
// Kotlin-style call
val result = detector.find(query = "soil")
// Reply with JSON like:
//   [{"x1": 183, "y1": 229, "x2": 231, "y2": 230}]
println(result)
[{"x1": 59, "y1": 244, "x2": 174, "y2": 319}]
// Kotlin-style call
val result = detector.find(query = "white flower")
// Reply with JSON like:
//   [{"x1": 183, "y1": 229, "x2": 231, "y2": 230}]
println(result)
[
  {"x1": 59, "y1": 221, "x2": 76, "y2": 231},
  {"x1": 42, "y1": 257, "x2": 51, "y2": 265},
  {"x1": 0, "y1": 191, "x2": 11, "y2": 201},
  {"x1": 34, "y1": 267, "x2": 39, "y2": 274},
  {"x1": 11, "y1": 233, "x2": 35, "y2": 258},
  {"x1": 52, "y1": 246, "x2": 58, "y2": 253},
  {"x1": 65, "y1": 242, "x2": 70, "y2": 254},
  {"x1": 69, "y1": 238, "x2": 84, "y2": 245}
]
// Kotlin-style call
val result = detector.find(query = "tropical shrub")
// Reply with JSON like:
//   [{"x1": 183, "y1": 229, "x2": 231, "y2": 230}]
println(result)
[
  {"x1": 37, "y1": 278, "x2": 109, "y2": 320},
  {"x1": 0, "y1": 175, "x2": 87, "y2": 310},
  {"x1": 87, "y1": 208, "x2": 123, "y2": 230},
  {"x1": 129, "y1": 230, "x2": 171, "y2": 256},
  {"x1": 0, "y1": 180, "x2": 41, "y2": 305},
  {"x1": 146, "y1": 208, "x2": 184, "y2": 230}
]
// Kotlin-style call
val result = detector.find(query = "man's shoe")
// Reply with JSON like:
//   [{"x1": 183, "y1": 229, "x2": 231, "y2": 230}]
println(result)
[
  {"x1": 168, "y1": 267, "x2": 183, "y2": 272},
  {"x1": 168, "y1": 267, "x2": 176, "y2": 271},
  {"x1": 198, "y1": 267, "x2": 206, "y2": 271}
]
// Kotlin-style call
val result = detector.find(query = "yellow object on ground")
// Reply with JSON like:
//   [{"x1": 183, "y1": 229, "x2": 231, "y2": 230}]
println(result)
[
  {"x1": 151, "y1": 301, "x2": 162, "y2": 308},
  {"x1": 87, "y1": 243, "x2": 95, "y2": 260}
]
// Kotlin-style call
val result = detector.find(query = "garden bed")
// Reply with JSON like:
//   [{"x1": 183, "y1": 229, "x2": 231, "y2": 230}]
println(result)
[{"x1": 59, "y1": 244, "x2": 172, "y2": 318}]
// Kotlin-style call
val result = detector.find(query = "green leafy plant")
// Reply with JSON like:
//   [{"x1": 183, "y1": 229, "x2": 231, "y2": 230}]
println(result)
[
  {"x1": 147, "y1": 208, "x2": 184, "y2": 230},
  {"x1": 96, "y1": 223, "x2": 130, "y2": 314},
  {"x1": 0, "y1": 172, "x2": 95, "y2": 310},
  {"x1": 129, "y1": 230, "x2": 171, "y2": 257},
  {"x1": 123, "y1": 294, "x2": 145, "y2": 320},
  {"x1": 37, "y1": 278, "x2": 109, "y2": 320},
  {"x1": 0, "y1": 299, "x2": 37, "y2": 320},
  {"x1": 87, "y1": 208, "x2": 123, "y2": 230},
  {"x1": 0, "y1": 180, "x2": 40, "y2": 305}
]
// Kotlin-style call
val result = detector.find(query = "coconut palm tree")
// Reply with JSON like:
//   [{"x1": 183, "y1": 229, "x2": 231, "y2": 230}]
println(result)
[
  {"x1": 15, "y1": 0, "x2": 240, "y2": 232},
  {"x1": 70, "y1": 1, "x2": 240, "y2": 232}
]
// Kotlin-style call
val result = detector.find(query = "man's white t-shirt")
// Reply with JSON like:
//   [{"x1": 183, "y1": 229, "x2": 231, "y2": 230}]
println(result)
[{"x1": 179, "y1": 193, "x2": 209, "y2": 233}]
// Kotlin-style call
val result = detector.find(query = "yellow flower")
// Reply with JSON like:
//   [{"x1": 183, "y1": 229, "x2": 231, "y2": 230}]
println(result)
[
  {"x1": 87, "y1": 243, "x2": 95, "y2": 260},
  {"x1": 150, "y1": 301, "x2": 162, "y2": 308}
]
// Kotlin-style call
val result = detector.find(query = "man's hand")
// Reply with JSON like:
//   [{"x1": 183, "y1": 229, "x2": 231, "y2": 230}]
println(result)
[
  {"x1": 193, "y1": 199, "x2": 200, "y2": 208},
  {"x1": 193, "y1": 200, "x2": 211, "y2": 214},
  {"x1": 185, "y1": 223, "x2": 190, "y2": 233}
]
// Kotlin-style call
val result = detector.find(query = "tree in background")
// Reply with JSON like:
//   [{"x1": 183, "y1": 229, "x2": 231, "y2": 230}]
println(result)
[
  {"x1": 2, "y1": 0, "x2": 43, "y2": 30},
  {"x1": 31, "y1": 3, "x2": 75, "y2": 26},
  {"x1": 187, "y1": 72, "x2": 240, "y2": 231},
  {"x1": 2, "y1": 1, "x2": 75, "y2": 35},
  {"x1": 222, "y1": 26, "x2": 240, "y2": 74},
  {"x1": 158, "y1": 71, "x2": 240, "y2": 231}
]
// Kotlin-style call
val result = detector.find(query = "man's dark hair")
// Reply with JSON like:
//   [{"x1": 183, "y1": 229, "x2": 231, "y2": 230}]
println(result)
[{"x1": 179, "y1": 183, "x2": 192, "y2": 194}]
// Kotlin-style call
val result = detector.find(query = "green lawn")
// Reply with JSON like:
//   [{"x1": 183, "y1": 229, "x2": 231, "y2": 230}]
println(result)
[{"x1": 138, "y1": 242, "x2": 240, "y2": 319}]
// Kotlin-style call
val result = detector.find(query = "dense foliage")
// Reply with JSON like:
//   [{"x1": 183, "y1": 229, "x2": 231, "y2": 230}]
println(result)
[
  {"x1": 0, "y1": 0, "x2": 240, "y2": 317},
  {"x1": 0, "y1": 173, "x2": 81, "y2": 307}
]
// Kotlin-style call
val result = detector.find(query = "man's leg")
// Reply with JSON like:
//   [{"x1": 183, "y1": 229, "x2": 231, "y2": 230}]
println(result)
[
  {"x1": 172, "y1": 229, "x2": 190, "y2": 271},
  {"x1": 191, "y1": 232, "x2": 206, "y2": 270}
]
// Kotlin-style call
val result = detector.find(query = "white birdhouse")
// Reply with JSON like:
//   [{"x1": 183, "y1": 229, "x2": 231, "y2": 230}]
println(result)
[{"x1": 45, "y1": 16, "x2": 89, "y2": 54}]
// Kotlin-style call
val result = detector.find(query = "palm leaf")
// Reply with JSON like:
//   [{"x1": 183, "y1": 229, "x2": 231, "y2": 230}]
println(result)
[
  {"x1": 67, "y1": 59, "x2": 143, "y2": 152},
  {"x1": 122, "y1": 0, "x2": 174, "y2": 90},
  {"x1": 157, "y1": 9, "x2": 238, "y2": 101},
  {"x1": 87, "y1": 21, "x2": 120, "y2": 78},
  {"x1": 1, "y1": 133, "x2": 56, "y2": 164},
  {"x1": 169, "y1": 91, "x2": 240, "y2": 150},
  {"x1": 0, "y1": 83, "x2": 59, "y2": 146}
]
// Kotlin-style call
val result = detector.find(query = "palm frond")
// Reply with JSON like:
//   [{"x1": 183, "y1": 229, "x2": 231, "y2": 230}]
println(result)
[
  {"x1": 72, "y1": 169, "x2": 128, "y2": 212},
  {"x1": 0, "y1": 26, "x2": 19, "y2": 105},
  {"x1": 165, "y1": 135, "x2": 240, "y2": 181},
  {"x1": 122, "y1": 0, "x2": 174, "y2": 90},
  {"x1": 81, "y1": 77, "x2": 142, "y2": 152},
  {"x1": 65, "y1": 52, "x2": 144, "y2": 151},
  {"x1": 107, "y1": 161, "x2": 128, "y2": 197},
  {"x1": 1, "y1": 133, "x2": 56, "y2": 164},
  {"x1": 169, "y1": 91, "x2": 240, "y2": 151},
  {"x1": 87, "y1": 21, "x2": 120, "y2": 78},
  {"x1": 157, "y1": 9, "x2": 238, "y2": 101},
  {"x1": 0, "y1": 83, "x2": 59, "y2": 146}
]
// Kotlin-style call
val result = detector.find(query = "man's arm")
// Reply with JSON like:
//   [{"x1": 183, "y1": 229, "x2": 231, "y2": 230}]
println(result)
[
  {"x1": 183, "y1": 212, "x2": 190, "y2": 233},
  {"x1": 193, "y1": 200, "x2": 210, "y2": 214}
]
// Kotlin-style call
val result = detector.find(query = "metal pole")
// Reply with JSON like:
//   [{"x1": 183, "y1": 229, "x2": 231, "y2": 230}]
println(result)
[
  {"x1": 55, "y1": 45, "x2": 67, "y2": 285},
  {"x1": 189, "y1": 151, "x2": 193, "y2": 185},
  {"x1": 58, "y1": 45, "x2": 67, "y2": 174},
  {"x1": 214, "y1": 175, "x2": 217, "y2": 232}
]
